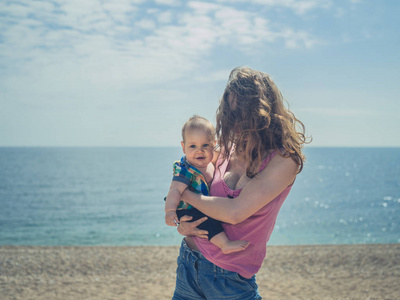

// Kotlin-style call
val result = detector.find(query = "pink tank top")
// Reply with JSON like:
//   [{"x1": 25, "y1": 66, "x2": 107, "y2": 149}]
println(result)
[{"x1": 193, "y1": 150, "x2": 293, "y2": 278}]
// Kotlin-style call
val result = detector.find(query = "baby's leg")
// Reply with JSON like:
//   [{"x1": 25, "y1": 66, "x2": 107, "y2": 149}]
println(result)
[
  {"x1": 210, "y1": 232, "x2": 249, "y2": 254},
  {"x1": 178, "y1": 208, "x2": 249, "y2": 254}
]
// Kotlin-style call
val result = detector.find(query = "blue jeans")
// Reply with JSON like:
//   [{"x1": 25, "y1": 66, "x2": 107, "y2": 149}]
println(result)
[{"x1": 173, "y1": 239, "x2": 262, "y2": 300}]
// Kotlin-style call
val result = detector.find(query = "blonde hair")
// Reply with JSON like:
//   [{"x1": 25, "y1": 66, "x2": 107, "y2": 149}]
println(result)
[
  {"x1": 182, "y1": 115, "x2": 215, "y2": 143},
  {"x1": 216, "y1": 66, "x2": 311, "y2": 177}
]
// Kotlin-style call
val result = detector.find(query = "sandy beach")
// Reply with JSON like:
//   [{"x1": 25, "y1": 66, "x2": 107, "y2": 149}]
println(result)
[{"x1": 1, "y1": 244, "x2": 399, "y2": 300}]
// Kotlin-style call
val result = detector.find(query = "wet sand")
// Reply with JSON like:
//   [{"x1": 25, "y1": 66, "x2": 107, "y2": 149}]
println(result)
[{"x1": 1, "y1": 244, "x2": 399, "y2": 299}]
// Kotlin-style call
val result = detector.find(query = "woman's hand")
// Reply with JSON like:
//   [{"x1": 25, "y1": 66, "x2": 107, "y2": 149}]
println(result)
[{"x1": 177, "y1": 215, "x2": 209, "y2": 239}]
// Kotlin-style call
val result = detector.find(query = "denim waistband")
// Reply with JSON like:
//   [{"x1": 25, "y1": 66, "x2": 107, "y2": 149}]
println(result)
[
  {"x1": 179, "y1": 239, "x2": 236, "y2": 276},
  {"x1": 180, "y1": 238, "x2": 204, "y2": 257}
]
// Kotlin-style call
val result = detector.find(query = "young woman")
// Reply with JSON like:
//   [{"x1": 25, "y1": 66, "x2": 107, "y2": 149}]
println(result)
[{"x1": 172, "y1": 67, "x2": 310, "y2": 300}]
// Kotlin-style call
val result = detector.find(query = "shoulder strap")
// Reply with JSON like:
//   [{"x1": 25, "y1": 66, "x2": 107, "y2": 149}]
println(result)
[{"x1": 259, "y1": 151, "x2": 278, "y2": 172}]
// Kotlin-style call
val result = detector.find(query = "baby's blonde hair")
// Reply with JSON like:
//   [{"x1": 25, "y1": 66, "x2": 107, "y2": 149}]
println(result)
[{"x1": 182, "y1": 115, "x2": 215, "y2": 143}]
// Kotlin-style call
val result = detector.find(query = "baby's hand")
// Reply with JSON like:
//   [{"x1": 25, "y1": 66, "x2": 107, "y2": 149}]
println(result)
[{"x1": 165, "y1": 210, "x2": 179, "y2": 227}]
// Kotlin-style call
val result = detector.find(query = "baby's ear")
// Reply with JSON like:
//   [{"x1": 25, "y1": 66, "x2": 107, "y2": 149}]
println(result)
[{"x1": 181, "y1": 141, "x2": 185, "y2": 153}]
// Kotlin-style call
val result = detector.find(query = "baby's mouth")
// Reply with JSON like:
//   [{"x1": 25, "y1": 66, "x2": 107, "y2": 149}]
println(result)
[{"x1": 196, "y1": 157, "x2": 205, "y2": 160}]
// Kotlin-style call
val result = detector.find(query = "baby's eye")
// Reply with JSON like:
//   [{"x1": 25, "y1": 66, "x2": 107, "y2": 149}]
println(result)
[
  {"x1": 189, "y1": 145, "x2": 196, "y2": 148},
  {"x1": 203, "y1": 144, "x2": 209, "y2": 148}
]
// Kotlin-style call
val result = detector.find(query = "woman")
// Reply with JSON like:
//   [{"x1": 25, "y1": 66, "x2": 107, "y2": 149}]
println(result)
[{"x1": 173, "y1": 66, "x2": 309, "y2": 300}]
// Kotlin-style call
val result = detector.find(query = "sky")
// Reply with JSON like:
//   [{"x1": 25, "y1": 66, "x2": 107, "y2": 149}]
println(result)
[{"x1": 1, "y1": 0, "x2": 399, "y2": 147}]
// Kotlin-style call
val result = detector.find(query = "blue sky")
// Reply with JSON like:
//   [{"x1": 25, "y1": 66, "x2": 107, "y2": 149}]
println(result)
[{"x1": 1, "y1": 0, "x2": 399, "y2": 147}]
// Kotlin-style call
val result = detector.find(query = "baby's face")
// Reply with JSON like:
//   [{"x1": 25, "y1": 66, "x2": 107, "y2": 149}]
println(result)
[{"x1": 181, "y1": 129, "x2": 214, "y2": 170}]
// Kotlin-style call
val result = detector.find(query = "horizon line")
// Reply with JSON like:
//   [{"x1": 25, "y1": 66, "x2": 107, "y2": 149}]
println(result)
[{"x1": 0, "y1": 145, "x2": 399, "y2": 149}]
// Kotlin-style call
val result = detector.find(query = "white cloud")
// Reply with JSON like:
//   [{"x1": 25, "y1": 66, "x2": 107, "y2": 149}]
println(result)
[
  {"x1": 154, "y1": 0, "x2": 182, "y2": 6},
  {"x1": 102, "y1": 0, "x2": 143, "y2": 24},
  {"x1": 0, "y1": 1, "x2": 323, "y2": 112},
  {"x1": 216, "y1": 0, "x2": 332, "y2": 15},
  {"x1": 287, "y1": 0, "x2": 331, "y2": 15},
  {"x1": 156, "y1": 10, "x2": 174, "y2": 23},
  {"x1": 188, "y1": 1, "x2": 221, "y2": 13},
  {"x1": 0, "y1": 2, "x2": 31, "y2": 17},
  {"x1": 280, "y1": 29, "x2": 320, "y2": 49},
  {"x1": 136, "y1": 19, "x2": 157, "y2": 30}
]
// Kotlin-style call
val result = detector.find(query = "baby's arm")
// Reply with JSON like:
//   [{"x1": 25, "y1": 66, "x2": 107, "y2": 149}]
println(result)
[{"x1": 165, "y1": 181, "x2": 188, "y2": 226}]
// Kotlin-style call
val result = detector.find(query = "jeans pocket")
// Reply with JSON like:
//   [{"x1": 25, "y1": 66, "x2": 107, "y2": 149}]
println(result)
[
  {"x1": 175, "y1": 259, "x2": 187, "y2": 281},
  {"x1": 234, "y1": 273, "x2": 258, "y2": 291},
  {"x1": 219, "y1": 270, "x2": 257, "y2": 294},
  {"x1": 174, "y1": 261, "x2": 191, "y2": 295}
]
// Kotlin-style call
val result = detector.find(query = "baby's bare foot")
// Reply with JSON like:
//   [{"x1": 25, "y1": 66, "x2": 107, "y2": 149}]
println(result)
[{"x1": 221, "y1": 240, "x2": 250, "y2": 254}]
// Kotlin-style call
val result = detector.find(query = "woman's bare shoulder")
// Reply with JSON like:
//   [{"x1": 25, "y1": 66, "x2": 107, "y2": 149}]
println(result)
[{"x1": 259, "y1": 152, "x2": 299, "y2": 177}]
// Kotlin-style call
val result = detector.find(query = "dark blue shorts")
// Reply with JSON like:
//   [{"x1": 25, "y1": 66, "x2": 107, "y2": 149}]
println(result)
[{"x1": 176, "y1": 208, "x2": 223, "y2": 240}]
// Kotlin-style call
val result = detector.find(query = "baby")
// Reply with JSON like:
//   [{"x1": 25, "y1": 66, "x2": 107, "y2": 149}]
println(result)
[{"x1": 165, "y1": 115, "x2": 249, "y2": 254}]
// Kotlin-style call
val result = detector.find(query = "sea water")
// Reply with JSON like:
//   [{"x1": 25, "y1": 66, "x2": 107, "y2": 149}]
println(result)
[{"x1": 0, "y1": 147, "x2": 399, "y2": 246}]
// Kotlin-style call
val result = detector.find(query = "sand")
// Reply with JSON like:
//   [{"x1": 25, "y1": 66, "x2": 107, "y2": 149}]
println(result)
[{"x1": 1, "y1": 244, "x2": 399, "y2": 300}]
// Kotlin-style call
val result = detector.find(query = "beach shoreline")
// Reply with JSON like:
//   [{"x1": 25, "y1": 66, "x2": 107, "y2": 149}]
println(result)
[{"x1": 1, "y1": 244, "x2": 399, "y2": 300}]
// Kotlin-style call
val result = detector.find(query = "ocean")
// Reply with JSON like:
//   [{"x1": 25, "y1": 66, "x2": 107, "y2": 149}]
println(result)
[{"x1": 0, "y1": 147, "x2": 399, "y2": 246}]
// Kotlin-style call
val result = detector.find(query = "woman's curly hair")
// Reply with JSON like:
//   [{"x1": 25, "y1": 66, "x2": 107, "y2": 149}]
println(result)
[{"x1": 216, "y1": 66, "x2": 311, "y2": 178}]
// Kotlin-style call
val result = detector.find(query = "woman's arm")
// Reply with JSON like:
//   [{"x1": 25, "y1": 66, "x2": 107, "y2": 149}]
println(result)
[{"x1": 182, "y1": 154, "x2": 298, "y2": 225}]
